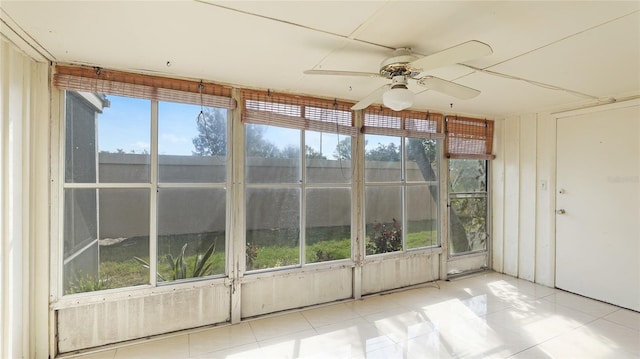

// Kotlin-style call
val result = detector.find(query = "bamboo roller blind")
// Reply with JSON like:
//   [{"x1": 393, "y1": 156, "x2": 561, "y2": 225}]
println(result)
[
  {"x1": 445, "y1": 116, "x2": 495, "y2": 159},
  {"x1": 53, "y1": 65, "x2": 494, "y2": 159},
  {"x1": 242, "y1": 89, "x2": 357, "y2": 136},
  {"x1": 363, "y1": 107, "x2": 444, "y2": 139},
  {"x1": 53, "y1": 65, "x2": 236, "y2": 109}
]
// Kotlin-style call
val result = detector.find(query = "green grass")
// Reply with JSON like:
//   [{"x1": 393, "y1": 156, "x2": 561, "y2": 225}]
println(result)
[
  {"x1": 306, "y1": 238, "x2": 351, "y2": 263},
  {"x1": 99, "y1": 259, "x2": 148, "y2": 288},
  {"x1": 68, "y1": 224, "x2": 438, "y2": 292},
  {"x1": 406, "y1": 230, "x2": 438, "y2": 249}
]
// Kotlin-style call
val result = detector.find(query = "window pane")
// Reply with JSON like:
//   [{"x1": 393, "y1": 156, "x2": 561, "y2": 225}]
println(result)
[
  {"x1": 159, "y1": 102, "x2": 227, "y2": 183},
  {"x1": 306, "y1": 131, "x2": 352, "y2": 184},
  {"x1": 98, "y1": 189, "x2": 150, "y2": 289},
  {"x1": 246, "y1": 188, "x2": 300, "y2": 270},
  {"x1": 406, "y1": 138, "x2": 438, "y2": 182},
  {"x1": 64, "y1": 188, "x2": 150, "y2": 293},
  {"x1": 63, "y1": 188, "x2": 98, "y2": 294},
  {"x1": 157, "y1": 188, "x2": 225, "y2": 281},
  {"x1": 246, "y1": 124, "x2": 300, "y2": 184},
  {"x1": 98, "y1": 95, "x2": 151, "y2": 183},
  {"x1": 449, "y1": 159, "x2": 487, "y2": 192},
  {"x1": 306, "y1": 188, "x2": 351, "y2": 263},
  {"x1": 65, "y1": 92, "x2": 98, "y2": 183},
  {"x1": 450, "y1": 196, "x2": 488, "y2": 255},
  {"x1": 365, "y1": 186, "x2": 402, "y2": 255},
  {"x1": 406, "y1": 185, "x2": 438, "y2": 249},
  {"x1": 365, "y1": 135, "x2": 401, "y2": 182}
]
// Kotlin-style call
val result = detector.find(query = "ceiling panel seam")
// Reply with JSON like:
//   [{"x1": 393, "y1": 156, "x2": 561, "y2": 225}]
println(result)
[
  {"x1": 484, "y1": 9, "x2": 640, "y2": 70},
  {"x1": 0, "y1": 9, "x2": 54, "y2": 61},
  {"x1": 462, "y1": 65, "x2": 602, "y2": 101},
  {"x1": 194, "y1": 0, "x2": 393, "y2": 51}
]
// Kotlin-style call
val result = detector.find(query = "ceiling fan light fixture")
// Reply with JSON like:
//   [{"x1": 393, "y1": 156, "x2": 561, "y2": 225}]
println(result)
[{"x1": 383, "y1": 86, "x2": 413, "y2": 111}]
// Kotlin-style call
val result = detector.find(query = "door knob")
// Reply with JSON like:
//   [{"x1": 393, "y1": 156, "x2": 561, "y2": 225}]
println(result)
[{"x1": 556, "y1": 209, "x2": 566, "y2": 215}]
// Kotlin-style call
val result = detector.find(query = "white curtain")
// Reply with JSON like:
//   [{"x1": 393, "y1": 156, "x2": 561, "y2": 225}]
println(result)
[{"x1": 0, "y1": 37, "x2": 50, "y2": 359}]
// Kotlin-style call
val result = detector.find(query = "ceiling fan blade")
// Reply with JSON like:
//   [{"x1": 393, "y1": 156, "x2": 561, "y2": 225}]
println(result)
[
  {"x1": 351, "y1": 84, "x2": 390, "y2": 110},
  {"x1": 409, "y1": 40, "x2": 493, "y2": 73},
  {"x1": 304, "y1": 69, "x2": 381, "y2": 78},
  {"x1": 417, "y1": 76, "x2": 480, "y2": 100}
]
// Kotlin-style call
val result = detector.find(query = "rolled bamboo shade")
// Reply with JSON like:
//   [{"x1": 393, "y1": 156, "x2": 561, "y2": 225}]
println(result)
[
  {"x1": 242, "y1": 89, "x2": 357, "y2": 136},
  {"x1": 363, "y1": 107, "x2": 444, "y2": 139},
  {"x1": 53, "y1": 65, "x2": 236, "y2": 109},
  {"x1": 445, "y1": 116, "x2": 495, "y2": 159}
]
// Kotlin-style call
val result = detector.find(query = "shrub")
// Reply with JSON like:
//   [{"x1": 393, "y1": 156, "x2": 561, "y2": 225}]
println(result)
[{"x1": 367, "y1": 218, "x2": 402, "y2": 255}]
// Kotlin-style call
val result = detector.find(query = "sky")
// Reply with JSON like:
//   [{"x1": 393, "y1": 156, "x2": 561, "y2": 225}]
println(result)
[
  {"x1": 99, "y1": 96, "x2": 200, "y2": 155},
  {"x1": 98, "y1": 95, "x2": 355, "y2": 158}
]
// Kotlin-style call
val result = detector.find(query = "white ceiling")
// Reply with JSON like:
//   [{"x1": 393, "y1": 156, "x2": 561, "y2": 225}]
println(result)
[{"x1": 2, "y1": 1, "x2": 639, "y2": 117}]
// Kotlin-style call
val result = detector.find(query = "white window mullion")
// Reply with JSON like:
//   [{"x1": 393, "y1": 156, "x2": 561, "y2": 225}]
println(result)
[
  {"x1": 149, "y1": 100, "x2": 159, "y2": 286},
  {"x1": 95, "y1": 189, "x2": 101, "y2": 283},
  {"x1": 230, "y1": 90, "x2": 243, "y2": 324},
  {"x1": 54, "y1": 90, "x2": 65, "y2": 299},
  {"x1": 401, "y1": 137, "x2": 407, "y2": 251},
  {"x1": 300, "y1": 130, "x2": 306, "y2": 266},
  {"x1": 352, "y1": 110, "x2": 364, "y2": 299},
  {"x1": 94, "y1": 105, "x2": 102, "y2": 284}
]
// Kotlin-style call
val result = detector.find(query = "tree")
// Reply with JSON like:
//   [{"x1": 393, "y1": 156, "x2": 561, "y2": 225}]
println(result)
[
  {"x1": 449, "y1": 159, "x2": 486, "y2": 192},
  {"x1": 306, "y1": 146, "x2": 327, "y2": 160},
  {"x1": 334, "y1": 137, "x2": 352, "y2": 160},
  {"x1": 366, "y1": 142, "x2": 401, "y2": 161},
  {"x1": 449, "y1": 160, "x2": 487, "y2": 252},
  {"x1": 193, "y1": 114, "x2": 283, "y2": 158},
  {"x1": 406, "y1": 138, "x2": 471, "y2": 253},
  {"x1": 245, "y1": 124, "x2": 281, "y2": 158},
  {"x1": 280, "y1": 145, "x2": 327, "y2": 159},
  {"x1": 192, "y1": 108, "x2": 227, "y2": 156},
  {"x1": 280, "y1": 145, "x2": 299, "y2": 159}
]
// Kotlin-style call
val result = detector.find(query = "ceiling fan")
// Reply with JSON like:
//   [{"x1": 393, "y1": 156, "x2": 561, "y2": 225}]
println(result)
[{"x1": 304, "y1": 40, "x2": 493, "y2": 111}]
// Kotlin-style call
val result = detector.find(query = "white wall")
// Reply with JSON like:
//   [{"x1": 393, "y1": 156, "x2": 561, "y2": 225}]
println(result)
[
  {"x1": 492, "y1": 112, "x2": 557, "y2": 287},
  {"x1": 0, "y1": 38, "x2": 50, "y2": 358}
]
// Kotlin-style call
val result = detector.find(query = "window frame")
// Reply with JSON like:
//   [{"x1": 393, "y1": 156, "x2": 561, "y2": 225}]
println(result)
[
  {"x1": 58, "y1": 90, "x2": 233, "y2": 296},
  {"x1": 52, "y1": 65, "x2": 497, "y2": 299},
  {"x1": 362, "y1": 108, "x2": 444, "y2": 257},
  {"x1": 242, "y1": 90, "x2": 356, "y2": 273},
  {"x1": 363, "y1": 134, "x2": 443, "y2": 257}
]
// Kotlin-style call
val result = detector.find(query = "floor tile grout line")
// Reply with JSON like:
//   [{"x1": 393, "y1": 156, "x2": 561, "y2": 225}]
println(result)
[
  {"x1": 504, "y1": 314, "x2": 601, "y2": 359},
  {"x1": 600, "y1": 313, "x2": 640, "y2": 333},
  {"x1": 539, "y1": 292, "x2": 622, "y2": 320},
  {"x1": 187, "y1": 333, "x2": 191, "y2": 358},
  {"x1": 189, "y1": 338, "x2": 259, "y2": 358},
  {"x1": 506, "y1": 342, "x2": 541, "y2": 358}
]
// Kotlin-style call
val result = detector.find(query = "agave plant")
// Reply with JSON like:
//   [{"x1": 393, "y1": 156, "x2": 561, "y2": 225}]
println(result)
[{"x1": 135, "y1": 242, "x2": 215, "y2": 281}]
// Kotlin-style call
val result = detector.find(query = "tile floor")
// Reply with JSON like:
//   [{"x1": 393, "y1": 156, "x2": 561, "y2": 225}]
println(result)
[{"x1": 66, "y1": 272, "x2": 639, "y2": 359}]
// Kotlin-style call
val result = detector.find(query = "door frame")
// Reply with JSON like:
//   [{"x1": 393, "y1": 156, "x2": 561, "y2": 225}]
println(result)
[{"x1": 446, "y1": 159, "x2": 491, "y2": 277}]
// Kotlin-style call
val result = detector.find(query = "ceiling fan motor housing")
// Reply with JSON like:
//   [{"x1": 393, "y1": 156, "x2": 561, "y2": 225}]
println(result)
[
  {"x1": 389, "y1": 75, "x2": 409, "y2": 89},
  {"x1": 379, "y1": 48, "x2": 421, "y2": 78}
]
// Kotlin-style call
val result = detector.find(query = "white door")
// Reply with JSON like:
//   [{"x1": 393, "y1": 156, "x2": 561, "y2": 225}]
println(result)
[{"x1": 556, "y1": 103, "x2": 639, "y2": 311}]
